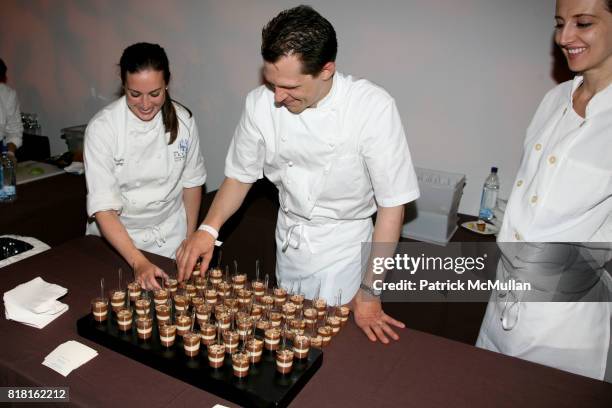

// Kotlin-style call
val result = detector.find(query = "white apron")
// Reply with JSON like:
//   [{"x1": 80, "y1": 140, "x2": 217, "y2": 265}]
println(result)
[
  {"x1": 476, "y1": 243, "x2": 611, "y2": 380},
  {"x1": 271, "y1": 101, "x2": 373, "y2": 304},
  {"x1": 275, "y1": 211, "x2": 373, "y2": 304}
]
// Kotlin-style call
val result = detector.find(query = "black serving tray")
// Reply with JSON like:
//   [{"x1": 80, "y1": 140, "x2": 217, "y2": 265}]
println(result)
[{"x1": 77, "y1": 312, "x2": 322, "y2": 408}]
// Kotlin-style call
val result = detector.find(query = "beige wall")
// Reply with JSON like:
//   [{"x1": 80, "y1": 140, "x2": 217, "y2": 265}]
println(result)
[{"x1": 0, "y1": 0, "x2": 561, "y2": 214}]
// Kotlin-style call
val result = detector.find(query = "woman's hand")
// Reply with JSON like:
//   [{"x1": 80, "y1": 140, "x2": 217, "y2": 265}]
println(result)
[
  {"x1": 352, "y1": 289, "x2": 405, "y2": 344},
  {"x1": 134, "y1": 259, "x2": 169, "y2": 290}
]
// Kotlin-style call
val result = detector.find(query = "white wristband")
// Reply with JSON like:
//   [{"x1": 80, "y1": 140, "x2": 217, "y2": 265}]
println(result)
[
  {"x1": 198, "y1": 224, "x2": 223, "y2": 246},
  {"x1": 198, "y1": 224, "x2": 219, "y2": 238}
]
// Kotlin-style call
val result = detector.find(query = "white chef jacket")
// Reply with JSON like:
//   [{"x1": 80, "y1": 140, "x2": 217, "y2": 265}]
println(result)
[
  {"x1": 226, "y1": 72, "x2": 420, "y2": 302},
  {"x1": 84, "y1": 96, "x2": 207, "y2": 258},
  {"x1": 0, "y1": 83, "x2": 23, "y2": 149},
  {"x1": 477, "y1": 76, "x2": 612, "y2": 380}
]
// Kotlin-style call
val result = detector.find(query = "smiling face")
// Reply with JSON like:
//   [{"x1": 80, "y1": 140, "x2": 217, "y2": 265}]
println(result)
[
  {"x1": 555, "y1": 0, "x2": 612, "y2": 75},
  {"x1": 124, "y1": 69, "x2": 166, "y2": 121},
  {"x1": 262, "y1": 54, "x2": 335, "y2": 114}
]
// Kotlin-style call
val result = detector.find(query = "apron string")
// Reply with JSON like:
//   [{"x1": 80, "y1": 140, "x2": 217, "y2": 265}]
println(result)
[{"x1": 143, "y1": 226, "x2": 166, "y2": 248}]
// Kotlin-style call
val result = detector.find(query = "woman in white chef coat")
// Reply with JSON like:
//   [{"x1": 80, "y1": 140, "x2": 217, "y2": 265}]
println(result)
[
  {"x1": 84, "y1": 43, "x2": 206, "y2": 290},
  {"x1": 477, "y1": 0, "x2": 612, "y2": 381}
]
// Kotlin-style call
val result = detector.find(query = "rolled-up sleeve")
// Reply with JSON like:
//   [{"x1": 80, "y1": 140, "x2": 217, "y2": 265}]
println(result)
[
  {"x1": 225, "y1": 95, "x2": 265, "y2": 183},
  {"x1": 360, "y1": 99, "x2": 420, "y2": 207},
  {"x1": 4, "y1": 89, "x2": 23, "y2": 149},
  {"x1": 181, "y1": 117, "x2": 207, "y2": 188},
  {"x1": 83, "y1": 119, "x2": 123, "y2": 217}
]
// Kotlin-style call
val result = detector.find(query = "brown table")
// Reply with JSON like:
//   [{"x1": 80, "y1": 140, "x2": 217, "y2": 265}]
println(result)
[
  {"x1": 0, "y1": 173, "x2": 88, "y2": 247},
  {"x1": 0, "y1": 236, "x2": 610, "y2": 407}
]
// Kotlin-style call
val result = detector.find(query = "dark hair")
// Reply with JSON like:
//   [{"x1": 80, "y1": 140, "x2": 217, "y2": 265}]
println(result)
[
  {"x1": 261, "y1": 5, "x2": 337, "y2": 76},
  {"x1": 119, "y1": 42, "x2": 189, "y2": 144},
  {"x1": 608, "y1": 0, "x2": 612, "y2": 11},
  {"x1": 0, "y1": 58, "x2": 7, "y2": 82}
]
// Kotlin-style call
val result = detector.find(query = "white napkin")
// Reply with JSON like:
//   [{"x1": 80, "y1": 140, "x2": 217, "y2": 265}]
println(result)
[
  {"x1": 3, "y1": 277, "x2": 69, "y2": 329},
  {"x1": 43, "y1": 340, "x2": 98, "y2": 377},
  {"x1": 63, "y1": 162, "x2": 84, "y2": 175}
]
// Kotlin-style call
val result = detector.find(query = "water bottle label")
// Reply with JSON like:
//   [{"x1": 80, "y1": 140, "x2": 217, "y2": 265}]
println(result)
[
  {"x1": 4, "y1": 186, "x2": 16, "y2": 195},
  {"x1": 479, "y1": 208, "x2": 493, "y2": 220}
]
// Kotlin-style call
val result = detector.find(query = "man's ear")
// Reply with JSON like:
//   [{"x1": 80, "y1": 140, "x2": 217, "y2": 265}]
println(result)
[{"x1": 319, "y1": 61, "x2": 336, "y2": 81}]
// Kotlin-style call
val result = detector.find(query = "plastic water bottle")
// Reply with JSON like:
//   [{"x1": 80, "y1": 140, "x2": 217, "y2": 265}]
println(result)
[
  {"x1": 0, "y1": 143, "x2": 16, "y2": 203},
  {"x1": 478, "y1": 167, "x2": 499, "y2": 221}
]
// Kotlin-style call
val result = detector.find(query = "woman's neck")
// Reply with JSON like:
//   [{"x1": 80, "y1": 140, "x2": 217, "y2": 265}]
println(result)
[{"x1": 580, "y1": 61, "x2": 612, "y2": 97}]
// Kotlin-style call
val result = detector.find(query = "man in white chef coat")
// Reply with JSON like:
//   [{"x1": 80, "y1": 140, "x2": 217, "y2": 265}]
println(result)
[
  {"x1": 0, "y1": 58, "x2": 23, "y2": 162},
  {"x1": 177, "y1": 5, "x2": 420, "y2": 343}
]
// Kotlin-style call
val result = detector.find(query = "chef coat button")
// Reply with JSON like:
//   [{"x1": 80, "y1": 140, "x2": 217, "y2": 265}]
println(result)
[
  {"x1": 288, "y1": 161, "x2": 294, "y2": 167},
  {"x1": 283, "y1": 206, "x2": 289, "y2": 213},
  {"x1": 530, "y1": 195, "x2": 538, "y2": 204},
  {"x1": 329, "y1": 143, "x2": 335, "y2": 148},
  {"x1": 534, "y1": 143, "x2": 542, "y2": 151},
  {"x1": 158, "y1": 179, "x2": 164, "y2": 184},
  {"x1": 514, "y1": 232, "x2": 522, "y2": 241},
  {"x1": 548, "y1": 156, "x2": 556, "y2": 165},
  {"x1": 516, "y1": 180, "x2": 523, "y2": 187},
  {"x1": 135, "y1": 181, "x2": 141, "y2": 187},
  {"x1": 286, "y1": 180, "x2": 291, "y2": 185}
]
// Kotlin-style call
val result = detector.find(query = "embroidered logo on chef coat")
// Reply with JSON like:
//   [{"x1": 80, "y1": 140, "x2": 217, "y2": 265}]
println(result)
[{"x1": 174, "y1": 138, "x2": 189, "y2": 161}]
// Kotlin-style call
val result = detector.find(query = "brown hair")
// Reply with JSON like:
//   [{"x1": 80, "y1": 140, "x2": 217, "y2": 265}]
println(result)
[
  {"x1": 261, "y1": 5, "x2": 337, "y2": 76},
  {"x1": 119, "y1": 43, "x2": 190, "y2": 144}
]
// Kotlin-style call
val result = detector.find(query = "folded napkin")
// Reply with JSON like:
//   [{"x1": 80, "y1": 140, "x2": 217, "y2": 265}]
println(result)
[
  {"x1": 43, "y1": 340, "x2": 98, "y2": 377},
  {"x1": 63, "y1": 162, "x2": 84, "y2": 175},
  {"x1": 3, "y1": 277, "x2": 69, "y2": 329}
]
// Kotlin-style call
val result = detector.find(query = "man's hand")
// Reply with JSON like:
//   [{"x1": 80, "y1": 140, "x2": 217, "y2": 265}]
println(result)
[
  {"x1": 352, "y1": 289, "x2": 405, "y2": 344},
  {"x1": 176, "y1": 230, "x2": 215, "y2": 282},
  {"x1": 134, "y1": 259, "x2": 169, "y2": 291}
]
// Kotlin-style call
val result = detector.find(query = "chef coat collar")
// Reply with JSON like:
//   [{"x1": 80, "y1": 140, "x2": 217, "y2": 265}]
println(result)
[
  {"x1": 123, "y1": 96, "x2": 163, "y2": 133},
  {"x1": 311, "y1": 72, "x2": 341, "y2": 110},
  {"x1": 569, "y1": 75, "x2": 612, "y2": 118}
]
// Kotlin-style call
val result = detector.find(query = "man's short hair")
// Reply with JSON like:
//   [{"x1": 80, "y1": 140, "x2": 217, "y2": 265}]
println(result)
[{"x1": 261, "y1": 5, "x2": 337, "y2": 76}]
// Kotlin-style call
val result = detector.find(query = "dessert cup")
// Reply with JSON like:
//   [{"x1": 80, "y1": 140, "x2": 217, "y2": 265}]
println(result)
[
  {"x1": 208, "y1": 343, "x2": 225, "y2": 368},
  {"x1": 136, "y1": 315, "x2": 153, "y2": 340},
  {"x1": 159, "y1": 323, "x2": 176, "y2": 347},
  {"x1": 292, "y1": 334, "x2": 311, "y2": 359},
  {"x1": 183, "y1": 331, "x2": 201, "y2": 357},
  {"x1": 110, "y1": 289, "x2": 126, "y2": 313},
  {"x1": 232, "y1": 351, "x2": 250, "y2": 378},
  {"x1": 246, "y1": 337, "x2": 264, "y2": 363},
  {"x1": 276, "y1": 349, "x2": 294, "y2": 374},
  {"x1": 127, "y1": 282, "x2": 141, "y2": 302},
  {"x1": 155, "y1": 304, "x2": 170, "y2": 324},
  {"x1": 264, "y1": 327, "x2": 281, "y2": 351},
  {"x1": 117, "y1": 308, "x2": 133, "y2": 331},
  {"x1": 91, "y1": 297, "x2": 108, "y2": 322}
]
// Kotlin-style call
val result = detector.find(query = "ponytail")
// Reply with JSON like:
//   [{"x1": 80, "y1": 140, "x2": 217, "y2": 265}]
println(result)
[{"x1": 162, "y1": 90, "x2": 178, "y2": 144}]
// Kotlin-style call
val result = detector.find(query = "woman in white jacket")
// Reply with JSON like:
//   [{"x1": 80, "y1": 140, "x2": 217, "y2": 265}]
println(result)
[
  {"x1": 477, "y1": 0, "x2": 612, "y2": 381},
  {"x1": 84, "y1": 43, "x2": 206, "y2": 290}
]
